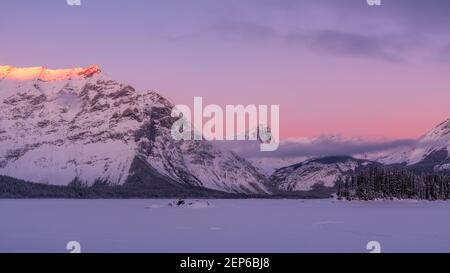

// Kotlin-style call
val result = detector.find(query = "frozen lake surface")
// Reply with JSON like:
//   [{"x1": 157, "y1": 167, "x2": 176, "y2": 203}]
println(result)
[{"x1": 1, "y1": 199, "x2": 450, "y2": 253}]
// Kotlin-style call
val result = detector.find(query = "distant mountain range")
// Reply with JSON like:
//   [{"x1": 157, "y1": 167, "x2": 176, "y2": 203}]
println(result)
[{"x1": 1, "y1": 65, "x2": 449, "y2": 198}]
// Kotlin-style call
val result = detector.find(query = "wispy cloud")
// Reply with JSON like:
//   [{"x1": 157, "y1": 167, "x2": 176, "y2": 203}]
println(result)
[
  {"x1": 264, "y1": 137, "x2": 416, "y2": 158},
  {"x1": 207, "y1": 21, "x2": 404, "y2": 62},
  {"x1": 220, "y1": 136, "x2": 417, "y2": 159},
  {"x1": 179, "y1": 0, "x2": 450, "y2": 63},
  {"x1": 295, "y1": 29, "x2": 403, "y2": 62},
  {"x1": 210, "y1": 21, "x2": 279, "y2": 42}
]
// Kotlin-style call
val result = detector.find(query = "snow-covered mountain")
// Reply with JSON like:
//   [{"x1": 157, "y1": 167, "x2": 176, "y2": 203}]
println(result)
[
  {"x1": 248, "y1": 156, "x2": 309, "y2": 176},
  {"x1": 370, "y1": 119, "x2": 450, "y2": 173},
  {"x1": 0, "y1": 65, "x2": 269, "y2": 194},
  {"x1": 270, "y1": 156, "x2": 378, "y2": 191},
  {"x1": 4, "y1": 65, "x2": 448, "y2": 197},
  {"x1": 268, "y1": 119, "x2": 450, "y2": 192}
]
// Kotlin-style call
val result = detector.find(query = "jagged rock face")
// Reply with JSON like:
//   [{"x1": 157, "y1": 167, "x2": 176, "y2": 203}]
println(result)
[
  {"x1": 0, "y1": 65, "x2": 269, "y2": 194},
  {"x1": 270, "y1": 156, "x2": 377, "y2": 191}
]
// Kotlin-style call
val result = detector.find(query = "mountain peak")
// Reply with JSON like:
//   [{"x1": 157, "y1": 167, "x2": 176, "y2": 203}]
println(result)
[
  {"x1": 421, "y1": 118, "x2": 450, "y2": 142},
  {"x1": 0, "y1": 64, "x2": 101, "y2": 81}
]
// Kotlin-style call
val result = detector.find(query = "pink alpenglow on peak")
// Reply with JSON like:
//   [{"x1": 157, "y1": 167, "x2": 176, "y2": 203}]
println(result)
[{"x1": 0, "y1": 65, "x2": 101, "y2": 81}]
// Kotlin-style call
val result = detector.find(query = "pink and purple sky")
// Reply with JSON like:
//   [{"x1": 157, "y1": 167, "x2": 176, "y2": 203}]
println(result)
[{"x1": 1, "y1": 0, "x2": 450, "y2": 140}]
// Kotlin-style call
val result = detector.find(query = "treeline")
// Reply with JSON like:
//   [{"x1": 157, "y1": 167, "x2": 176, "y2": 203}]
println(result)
[
  {"x1": 337, "y1": 167, "x2": 450, "y2": 200},
  {"x1": 0, "y1": 175, "x2": 240, "y2": 199},
  {"x1": 0, "y1": 175, "x2": 335, "y2": 199}
]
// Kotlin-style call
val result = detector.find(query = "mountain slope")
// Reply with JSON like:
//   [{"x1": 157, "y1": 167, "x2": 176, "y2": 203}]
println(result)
[
  {"x1": 270, "y1": 156, "x2": 378, "y2": 191},
  {"x1": 0, "y1": 65, "x2": 269, "y2": 194},
  {"x1": 372, "y1": 119, "x2": 450, "y2": 174}
]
